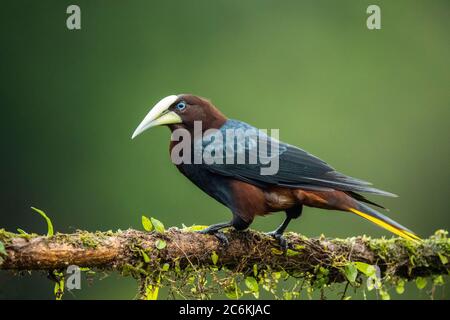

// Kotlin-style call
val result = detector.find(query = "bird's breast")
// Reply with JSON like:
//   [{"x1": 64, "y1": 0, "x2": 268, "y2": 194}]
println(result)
[{"x1": 175, "y1": 161, "x2": 236, "y2": 208}]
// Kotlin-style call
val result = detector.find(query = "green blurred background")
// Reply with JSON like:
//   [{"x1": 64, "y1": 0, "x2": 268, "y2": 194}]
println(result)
[{"x1": 0, "y1": 0, "x2": 449, "y2": 299}]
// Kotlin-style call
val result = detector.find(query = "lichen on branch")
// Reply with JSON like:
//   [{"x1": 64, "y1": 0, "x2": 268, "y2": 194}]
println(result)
[{"x1": 0, "y1": 227, "x2": 449, "y2": 300}]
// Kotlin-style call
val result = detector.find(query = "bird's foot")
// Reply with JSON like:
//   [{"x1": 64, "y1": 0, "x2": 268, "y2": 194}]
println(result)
[
  {"x1": 212, "y1": 231, "x2": 229, "y2": 246},
  {"x1": 266, "y1": 231, "x2": 288, "y2": 250},
  {"x1": 197, "y1": 229, "x2": 229, "y2": 246}
]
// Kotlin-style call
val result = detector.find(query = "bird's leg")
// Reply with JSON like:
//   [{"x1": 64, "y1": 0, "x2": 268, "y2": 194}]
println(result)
[
  {"x1": 266, "y1": 217, "x2": 291, "y2": 250},
  {"x1": 266, "y1": 205, "x2": 303, "y2": 250},
  {"x1": 197, "y1": 222, "x2": 233, "y2": 234},
  {"x1": 197, "y1": 222, "x2": 232, "y2": 246},
  {"x1": 197, "y1": 216, "x2": 251, "y2": 246}
]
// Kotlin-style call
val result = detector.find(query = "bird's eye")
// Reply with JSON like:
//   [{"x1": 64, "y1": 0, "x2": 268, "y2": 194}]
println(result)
[{"x1": 176, "y1": 101, "x2": 187, "y2": 111}]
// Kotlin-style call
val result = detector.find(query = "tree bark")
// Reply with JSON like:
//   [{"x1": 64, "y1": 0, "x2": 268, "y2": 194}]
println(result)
[{"x1": 0, "y1": 228, "x2": 449, "y2": 282}]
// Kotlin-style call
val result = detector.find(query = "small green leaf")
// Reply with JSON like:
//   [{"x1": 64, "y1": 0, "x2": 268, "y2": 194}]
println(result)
[
  {"x1": 395, "y1": 279, "x2": 405, "y2": 294},
  {"x1": 283, "y1": 292, "x2": 293, "y2": 300},
  {"x1": 144, "y1": 285, "x2": 159, "y2": 300},
  {"x1": 286, "y1": 249, "x2": 300, "y2": 256},
  {"x1": 438, "y1": 253, "x2": 448, "y2": 265},
  {"x1": 343, "y1": 263, "x2": 358, "y2": 283},
  {"x1": 140, "y1": 250, "x2": 150, "y2": 263},
  {"x1": 354, "y1": 262, "x2": 376, "y2": 277},
  {"x1": 155, "y1": 239, "x2": 167, "y2": 250},
  {"x1": 272, "y1": 272, "x2": 282, "y2": 280},
  {"x1": 245, "y1": 276, "x2": 259, "y2": 293},
  {"x1": 0, "y1": 241, "x2": 6, "y2": 256},
  {"x1": 253, "y1": 264, "x2": 258, "y2": 277},
  {"x1": 380, "y1": 289, "x2": 390, "y2": 300},
  {"x1": 141, "y1": 216, "x2": 153, "y2": 232},
  {"x1": 225, "y1": 290, "x2": 238, "y2": 299},
  {"x1": 211, "y1": 251, "x2": 219, "y2": 265},
  {"x1": 433, "y1": 275, "x2": 444, "y2": 286},
  {"x1": 151, "y1": 217, "x2": 165, "y2": 233},
  {"x1": 271, "y1": 248, "x2": 283, "y2": 255},
  {"x1": 416, "y1": 277, "x2": 427, "y2": 290},
  {"x1": 162, "y1": 263, "x2": 170, "y2": 271},
  {"x1": 294, "y1": 244, "x2": 305, "y2": 250},
  {"x1": 31, "y1": 207, "x2": 53, "y2": 237},
  {"x1": 17, "y1": 228, "x2": 28, "y2": 235},
  {"x1": 174, "y1": 260, "x2": 181, "y2": 274}
]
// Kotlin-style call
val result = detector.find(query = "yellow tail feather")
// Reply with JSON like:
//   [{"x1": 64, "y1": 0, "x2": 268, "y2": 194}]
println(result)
[{"x1": 349, "y1": 208, "x2": 421, "y2": 242}]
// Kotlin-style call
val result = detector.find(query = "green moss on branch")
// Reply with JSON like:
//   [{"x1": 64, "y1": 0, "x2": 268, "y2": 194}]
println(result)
[{"x1": 0, "y1": 227, "x2": 448, "y2": 299}]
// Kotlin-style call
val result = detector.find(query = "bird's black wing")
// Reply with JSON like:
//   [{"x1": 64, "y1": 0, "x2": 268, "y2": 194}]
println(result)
[{"x1": 196, "y1": 119, "x2": 396, "y2": 197}]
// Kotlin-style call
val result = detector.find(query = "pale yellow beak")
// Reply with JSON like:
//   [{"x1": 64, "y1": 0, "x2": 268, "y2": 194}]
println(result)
[{"x1": 131, "y1": 95, "x2": 182, "y2": 139}]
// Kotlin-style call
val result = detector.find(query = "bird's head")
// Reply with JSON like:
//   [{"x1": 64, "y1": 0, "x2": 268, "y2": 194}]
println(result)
[{"x1": 132, "y1": 94, "x2": 227, "y2": 139}]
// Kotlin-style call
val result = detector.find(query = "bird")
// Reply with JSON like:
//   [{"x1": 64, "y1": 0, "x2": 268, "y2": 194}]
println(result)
[{"x1": 132, "y1": 94, "x2": 420, "y2": 247}]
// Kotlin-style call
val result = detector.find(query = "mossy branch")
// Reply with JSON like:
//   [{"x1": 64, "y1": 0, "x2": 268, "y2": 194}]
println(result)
[{"x1": 1, "y1": 228, "x2": 448, "y2": 282}]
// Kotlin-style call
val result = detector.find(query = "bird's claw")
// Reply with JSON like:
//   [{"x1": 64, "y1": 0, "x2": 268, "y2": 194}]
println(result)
[
  {"x1": 266, "y1": 231, "x2": 288, "y2": 250},
  {"x1": 196, "y1": 229, "x2": 229, "y2": 246},
  {"x1": 212, "y1": 231, "x2": 229, "y2": 246}
]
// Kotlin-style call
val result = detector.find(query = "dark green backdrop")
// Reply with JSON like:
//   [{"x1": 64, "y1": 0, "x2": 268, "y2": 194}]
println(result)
[{"x1": 1, "y1": 0, "x2": 449, "y2": 299}]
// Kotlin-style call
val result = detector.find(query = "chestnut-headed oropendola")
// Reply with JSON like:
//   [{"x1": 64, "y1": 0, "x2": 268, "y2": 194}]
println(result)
[{"x1": 132, "y1": 94, "x2": 420, "y2": 248}]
